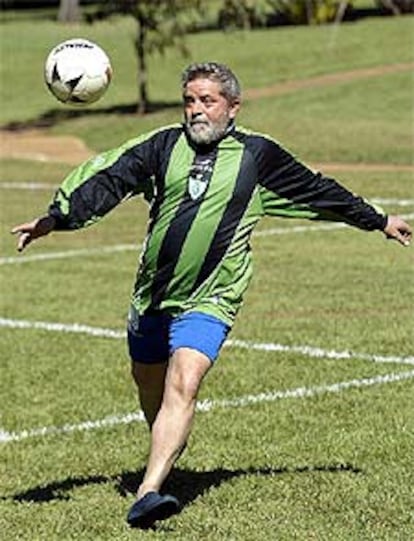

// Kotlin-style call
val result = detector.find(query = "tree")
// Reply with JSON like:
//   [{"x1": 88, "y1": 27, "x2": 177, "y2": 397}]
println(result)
[
  {"x1": 217, "y1": 0, "x2": 352, "y2": 27},
  {"x1": 58, "y1": 0, "x2": 80, "y2": 22},
  {"x1": 266, "y1": 0, "x2": 343, "y2": 24},
  {"x1": 95, "y1": 0, "x2": 203, "y2": 114},
  {"x1": 89, "y1": 0, "x2": 271, "y2": 114},
  {"x1": 217, "y1": 0, "x2": 269, "y2": 28}
]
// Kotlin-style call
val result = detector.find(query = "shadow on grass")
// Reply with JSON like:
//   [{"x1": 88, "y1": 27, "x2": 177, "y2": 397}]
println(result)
[
  {"x1": 2, "y1": 101, "x2": 182, "y2": 131},
  {"x1": 3, "y1": 462, "x2": 362, "y2": 505}
]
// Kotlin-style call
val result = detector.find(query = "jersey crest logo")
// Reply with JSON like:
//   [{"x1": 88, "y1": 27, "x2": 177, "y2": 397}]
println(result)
[
  {"x1": 187, "y1": 157, "x2": 214, "y2": 200},
  {"x1": 188, "y1": 176, "x2": 208, "y2": 200}
]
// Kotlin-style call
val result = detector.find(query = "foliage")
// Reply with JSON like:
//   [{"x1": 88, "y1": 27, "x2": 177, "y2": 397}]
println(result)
[
  {"x1": 1, "y1": 15, "x2": 414, "y2": 126},
  {"x1": 217, "y1": 0, "x2": 269, "y2": 29},
  {"x1": 100, "y1": 0, "x2": 202, "y2": 56},
  {"x1": 216, "y1": 0, "x2": 349, "y2": 26},
  {"x1": 89, "y1": 0, "x2": 204, "y2": 113},
  {"x1": 269, "y1": 0, "x2": 342, "y2": 24}
]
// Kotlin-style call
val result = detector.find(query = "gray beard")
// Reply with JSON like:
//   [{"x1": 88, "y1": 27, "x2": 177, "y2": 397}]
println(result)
[{"x1": 186, "y1": 118, "x2": 230, "y2": 145}]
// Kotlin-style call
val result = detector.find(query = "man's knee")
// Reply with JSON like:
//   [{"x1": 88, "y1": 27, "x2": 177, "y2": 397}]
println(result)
[{"x1": 165, "y1": 348, "x2": 211, "y2": 401}]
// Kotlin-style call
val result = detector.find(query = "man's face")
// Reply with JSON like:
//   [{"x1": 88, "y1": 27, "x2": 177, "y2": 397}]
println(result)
[{"x1": 183, "y1": 77, "x2": 240, "y2": 145}]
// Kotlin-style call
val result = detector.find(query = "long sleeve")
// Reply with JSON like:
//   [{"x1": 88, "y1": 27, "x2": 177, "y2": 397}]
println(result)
[
  {"x1": 48, "y1": 131, "x2": 160, "y2": 230},
  {"x1": 251, "y1": 135, "x2": 387, "y2": 231}
]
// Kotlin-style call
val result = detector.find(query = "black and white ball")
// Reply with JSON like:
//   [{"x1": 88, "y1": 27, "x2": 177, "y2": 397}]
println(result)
[{"x1": 44, "y1": 38, "x2": 112, "y2": 106}]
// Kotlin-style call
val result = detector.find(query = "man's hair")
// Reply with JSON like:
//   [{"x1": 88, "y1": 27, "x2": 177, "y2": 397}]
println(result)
[{"x1": 181, "y1": 62, "x2": 241, "y2": 102}]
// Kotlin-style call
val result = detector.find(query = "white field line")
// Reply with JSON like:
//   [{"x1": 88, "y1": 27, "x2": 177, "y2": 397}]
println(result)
[
  {"x1": 1, "y1": 180, "x2": 413, "y2": 208},
  {"x1": 0, "y1": 317, "x2": 125, "y2": 339},
  {"x1": 372, "y1": 198, "x2": 414, "y2": 207},
  {"x1": 0, "y1": 181, "x2": 56, "y2": 190},
  {"x1": 1, "y1": 179, "x2": 413, "y2": 209},
  {"x1": 1, "y1": 369, "x2": 414, "y2": 443},
  {"x1": 226, "y1": 339, "x2": 414, "y2": 366},
  {"x1": 253, "y1": 222, "x2": 347, "y2": 236},
  {"x1": 0, "y1": 244, "x2": 140, "y2": 265},
  {"x1": 1, "y1": 317, "x2": 413, "y2": 443},
  {"x1": 254, "y1": 211, "x2": 414, "y2": 237},
  {"x1": 1, "y1": 317, "x2": 413, "y2": 367},
  {"x1": 1, "y1": 224, "x2": 342, "y2": 265},
  {"x1": 2, "y1": 223, "x2": 348, "y2": 265},
  {"x1": 196, "y1": 370, "x2": 414, "y2": 411},
  {"x1": 2, "y1": 179, "x2": 413, "y2": 207},
  {"x1": 3, "y1": 212, "x2": 414, "y2": 267}
]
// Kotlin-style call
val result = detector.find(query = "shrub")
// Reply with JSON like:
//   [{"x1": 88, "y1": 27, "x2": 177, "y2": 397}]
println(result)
[{"x1": 269, "y1": 0, "x2": 341, "y2": 24}]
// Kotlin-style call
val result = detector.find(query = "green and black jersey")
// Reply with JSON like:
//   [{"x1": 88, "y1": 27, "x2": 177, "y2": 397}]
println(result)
[{"x1": 48, "y1": 124, "x2": 387, "y2": 325}]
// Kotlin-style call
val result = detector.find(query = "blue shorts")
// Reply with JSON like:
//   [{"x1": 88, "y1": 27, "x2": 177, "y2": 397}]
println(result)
[{"x1": 127, "y1": 309, "x2": 230, "y2": 364}]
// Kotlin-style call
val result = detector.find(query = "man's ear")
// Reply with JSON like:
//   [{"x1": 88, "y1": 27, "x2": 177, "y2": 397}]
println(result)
[{"x1": 229, "y1": 99, "x2": 241, "y2": 119}]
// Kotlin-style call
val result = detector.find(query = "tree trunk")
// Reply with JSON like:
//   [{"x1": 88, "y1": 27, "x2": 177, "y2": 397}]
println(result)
[
  {"x1": 57, "y1": 0, "x2": 80, "y2": 23},
  {"x1": 379, "y1": 0, "x2": 401, "y2": 14},
  {"x1": 334, "y1": 1, "x2": 349, "y2": 23},
  {"x1": 136, "y1": 17, "x2": 148, "y2": 115},
  {"x1": 305, "y1": 0, "x2": 313, "y2": 23}
]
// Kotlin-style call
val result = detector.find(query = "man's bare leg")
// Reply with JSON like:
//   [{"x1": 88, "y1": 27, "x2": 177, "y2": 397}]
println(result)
[
  {"x1": 131, "y1": 361, "x2": 168, "y2": 428},
  {"x1": 136, "y1": 347, "x2": 211, "y2": 498}
]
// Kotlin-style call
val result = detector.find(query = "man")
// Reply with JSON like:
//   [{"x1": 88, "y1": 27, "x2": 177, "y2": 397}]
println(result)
[{"x1": 12, "y1": 62, "x2": 412, "y2": 529}]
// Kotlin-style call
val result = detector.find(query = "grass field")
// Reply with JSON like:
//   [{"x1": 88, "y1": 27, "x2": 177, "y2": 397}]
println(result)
[{"x1": 1, "y1": 9, "x2": 414, "y2": 541}]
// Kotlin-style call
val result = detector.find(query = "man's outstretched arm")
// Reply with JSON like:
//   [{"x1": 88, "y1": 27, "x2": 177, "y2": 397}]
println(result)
[{"x1": 254, "y1": 137, "x2": 412, "y2": 246}]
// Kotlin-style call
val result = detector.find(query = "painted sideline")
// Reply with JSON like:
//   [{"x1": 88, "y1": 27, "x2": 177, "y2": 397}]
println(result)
[
  {"x1": 2, "y1": 223, "x2": 346, "y2": 265},
  {"x1": 3, "y1": 212, "x2": 414, "y2": 266},
  {"x1": 1, "y1": 317, "x2": 413, "y2": 366},
  {"x1": 2, "y1": 179, "x2": 413, "y2": 207},
  {"x1": 0, "y1": 244, "x2": 140, "y2": 266},
  {"x1": 2, "y1": 369, "x2": 414, "y2": 443},
  {"x1": 1, "y1": 317, "x2": 413, "y2": 443}
]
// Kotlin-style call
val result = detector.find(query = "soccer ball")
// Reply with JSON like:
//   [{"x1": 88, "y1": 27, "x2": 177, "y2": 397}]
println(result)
[{"x1": 44, "y1": 38, "x2": 112, "y2": 106}]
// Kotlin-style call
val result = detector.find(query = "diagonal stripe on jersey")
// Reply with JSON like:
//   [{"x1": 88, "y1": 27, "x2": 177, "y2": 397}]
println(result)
[
  {"x1": 192, "y1": 145, "x2": 258, "y2": 291},
  {"x1": 162, "y1": 137, "x2": 245, "y2": 306},
  {"x1": 149, "y1": 148, "x2": 218, "y2": 308}
]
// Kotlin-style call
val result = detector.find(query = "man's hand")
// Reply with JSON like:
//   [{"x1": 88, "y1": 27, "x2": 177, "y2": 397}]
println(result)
[
  {"x1": 11, "y1": 215, "x2": 56, "y2": 252},
  {"x1": 383, "y1": 215, "x2": 412, "y2": 247}
]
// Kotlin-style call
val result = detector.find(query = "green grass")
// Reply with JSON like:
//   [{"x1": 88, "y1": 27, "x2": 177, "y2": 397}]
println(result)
[
  {"x1": 1, "y1": 15, "x2": 413, "y2": 125},
  {"x1": 1, "y1": 164, "x2": 413, "y2": 539},
  {"x1": 1, "y1": 12, "x2": 414, "y2": 541},
  {"x1": 2, "y1": 15, "x2": 411, "y2": 165},
  {"x1": 34, "y1": 69, "x2": 412, "y2": 165}
]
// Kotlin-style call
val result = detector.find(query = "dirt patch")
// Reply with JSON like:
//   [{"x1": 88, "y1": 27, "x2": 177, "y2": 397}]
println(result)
[
  {"x1": 2, "y1": 130, "x2": 412, "y2": 173},
  {"x1": 0, "y1": 129, "x2": 94, "y2": 165},
  {"x1": 244, "y1": 62, "x2": 414, "y2": 99}
]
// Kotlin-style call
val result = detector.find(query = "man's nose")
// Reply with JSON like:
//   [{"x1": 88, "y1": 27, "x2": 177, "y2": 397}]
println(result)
[
  {"x1": 189, "y1": 101, "x2": 204, "y2": 117},
  {"x1": 191, "y1": 111, "x2": 203, "y2": 120}
]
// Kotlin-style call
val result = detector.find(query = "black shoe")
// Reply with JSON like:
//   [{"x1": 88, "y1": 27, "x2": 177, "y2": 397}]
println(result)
[{"x1": 126, "y1": 491, "x2": 180, "y2": 529}]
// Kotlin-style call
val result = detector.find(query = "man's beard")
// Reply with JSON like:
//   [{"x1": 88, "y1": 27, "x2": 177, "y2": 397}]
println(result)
[{"x1": 185, "y1": 115, "x2": 230, "y2": 145}]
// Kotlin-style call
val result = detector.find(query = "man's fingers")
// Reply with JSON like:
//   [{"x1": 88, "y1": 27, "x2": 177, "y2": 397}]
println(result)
[
  {"x1": 11, "y1": 222, "x2": 35, "y2": 252},
  {"x1": 384, "y1": 216, "x2": 412, "y2": 247},
  {"x1": 385, "y1": 227, "x2": 410, "y2": 246},
  {"x1": 16, "y1": 232, "x2": 32, "y2": 252},
  {"x1": 11, "y1": 216, "x2": 56, "y2": 252},
  {"x1": 395, "y1": 233, "x2": 410, "y2": 247},
  {"x1": 395, "y1": 225, "x2": 412, "y2": 247},
  {"x1": 11, "y1": 223, "x2": 30, "y2": 235},
  {"x1": 11, "y1": 226, "x2": 33, "y2": 252}
]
